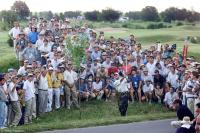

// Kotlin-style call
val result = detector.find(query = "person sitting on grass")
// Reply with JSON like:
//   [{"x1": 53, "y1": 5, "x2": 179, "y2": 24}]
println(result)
[
  {"x1": 164, "y1": 85, "x2": 179, "y2": 109},
  {"x1": 77, "y1": 77, "x2": 89, "y2": 101},
  {"x1": 154, "y1": 83, "x2": 164, "y2": 103},
  {"x1": 142, "y1": 79, "x2": 154, "y2": 103},
  {"x1": 103, "y1": 76, "x2": 116, "y2": 102},
  {"x1": 85, "y1": 78, "x2": 96, "y2": 99},
  {"x1": 92, "y1": 76, "x2": 104, "y2": 100}
]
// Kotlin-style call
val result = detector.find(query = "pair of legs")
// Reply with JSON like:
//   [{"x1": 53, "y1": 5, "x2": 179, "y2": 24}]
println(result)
[
  {"x1": 104, "y1": 87, "x2": 116, "y2": 101},
  {"x1": 118, "y1": 93, "x2": 128, "y2": 116},
  {"x1": 143, "y1": 91, "x2": 153, "y2": 102},
  {"x1": 93, "y1": 90, "x2": 104, "y2": 100},
  {"x1": 64, "y1": 85, "x2": 79, "y2": 109},
  {"x1": 130, "y1": 88, "x2": 142, "y2": 102}
]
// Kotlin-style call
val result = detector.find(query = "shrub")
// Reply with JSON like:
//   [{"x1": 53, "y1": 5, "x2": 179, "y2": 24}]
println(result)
[
  {"x1": 122, "y1": 23, "x2": 128, "y2": 28},
  {"x1": 146, "y1": 23, "x2": 157, "y2": 29},
  {"x1": 146, "y1": 23, "x2": 168, "y2": 29},
  {"x1": 7, "y1": 36, "x2": 13, "y2": 47},
  {"x1": 101, "y1": 8, "x2": 122, "y2": 22},
  {"x1": 176, "y1": 22, "x2": 183, "y2": 26},
  {"x1": 190, "y1": 36, "x2": 200, "y2": 44}
]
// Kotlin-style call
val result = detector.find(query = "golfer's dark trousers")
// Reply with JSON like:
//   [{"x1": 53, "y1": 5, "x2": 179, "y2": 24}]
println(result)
[{"x1": 118, "y1": 92, "x2": 128, "y2": 116}]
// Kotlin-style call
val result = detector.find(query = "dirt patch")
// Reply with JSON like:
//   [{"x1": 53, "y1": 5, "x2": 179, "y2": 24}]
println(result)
[{"x1": 95, "y1": 27, "x2": 128, "y2": 33}]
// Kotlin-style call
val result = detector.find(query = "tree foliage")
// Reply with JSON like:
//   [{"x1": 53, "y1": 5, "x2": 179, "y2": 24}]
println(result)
[
  {"x1": 101, "y1": 8, "x2": 122, "y2": 22},
  {"x1": 141, "y1": 6, "x2": 159, "y2": 21},
  {"x1": 11, "y1": 1, "x2": 30, "y2": 19},
  {"x1": 161, "y1": 7, "x2": 200, "y2": 22},
  {"x1": 84, "y1": 10, "x2": 101, "y2": 21},
  {"x1": 38, "y1": 11, "x2": 53, "y2": 20},
  {"x1": 0, "y1": 10, "x2": 18, "y2": 28},
  {"x1": 125, "y1": 11, "x2": 142, "y2": 20},
  {"x1": 64, "y1": 11, "x2": 81, "y2": 18}
]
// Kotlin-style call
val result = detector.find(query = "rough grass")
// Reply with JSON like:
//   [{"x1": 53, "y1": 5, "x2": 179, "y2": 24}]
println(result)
[{"x1": 4, "y1": 101, "x2": 175, "y2": 133}]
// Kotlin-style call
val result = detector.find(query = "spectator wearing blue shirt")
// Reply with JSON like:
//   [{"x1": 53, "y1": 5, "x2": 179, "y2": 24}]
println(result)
[
  {"x1": 130, "y1": 68, "x2": 142, "y2": 102},
  {"x1": 77, "y1": 78, "x2": 89, "y2": 101},
  {"x1": 28, "y1": 26, "x2": 39, "y2": 44},
  {"x1": 103, "y1": 76, "x2": 116, "y2": 101},
  {"x1": 91, "y1": 45, "x2": 101, "y2": 61}
]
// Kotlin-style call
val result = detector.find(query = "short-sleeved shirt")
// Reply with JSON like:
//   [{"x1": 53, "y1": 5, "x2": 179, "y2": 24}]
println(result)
[
  {"x1": 92, "y1": 81, "x2": 102, "y2": 91},
  {"x1": 23, "y1": 80, "x2": 35, "y2": 101},
  {"x1": 8, "y1": 82, "x2": 19, "y2": 101},
  {"x1": 130, "y1": 75, "x2": 141, "y2": 89}
]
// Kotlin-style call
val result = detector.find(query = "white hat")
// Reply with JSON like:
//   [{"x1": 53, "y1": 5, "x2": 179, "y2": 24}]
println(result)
[
  {"x1": 80, "y1": 64, "x2": 86, "y2": 69},
  {"x1": 27, "y1": 65, "x2": 32, "y2": 68},
  {"x1": 48, "y1": 67, "x2": 54, "y2": 71},
  {"x1": 167, "y1": 64, "x2": 173, "y2": 67},
  {"x1": 28, "y1": 73, "x2": 33, "y2": 76},
  {"x1": 180, "y1": 116, "x2": 193, "y2": 125}
]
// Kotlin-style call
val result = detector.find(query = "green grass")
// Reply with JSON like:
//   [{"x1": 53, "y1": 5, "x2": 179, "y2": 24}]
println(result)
[{"x1": 4, "y1": 101, "x2": 175, "y2": 132}]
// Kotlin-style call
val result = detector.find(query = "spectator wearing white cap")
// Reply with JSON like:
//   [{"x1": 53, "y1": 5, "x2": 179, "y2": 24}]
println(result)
[
  {"x1": 38, "y1": 69, "x2": 48, "y2": 115},
  {"x1": 63, "y1": 62, "x2": 79, "y2": 109},
  {"x1": 23, "y1": 73, "x2": 35, "y2": 124},
  {"x1": 142, "y1": 79, "x2": 154, "y2": 103},
  {"x1": 7, "y1": 76, "x2": 22, "y2": 127}
]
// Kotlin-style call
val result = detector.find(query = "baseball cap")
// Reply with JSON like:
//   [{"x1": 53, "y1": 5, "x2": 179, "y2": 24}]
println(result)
[{"x1": 0, "y1": 73, "x2": 5, "y2": 81}]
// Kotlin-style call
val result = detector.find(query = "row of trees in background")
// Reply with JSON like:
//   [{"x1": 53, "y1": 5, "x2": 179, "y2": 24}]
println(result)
[
  {"x1": 84, "y1": 9, "x2": 121, "y2": 22},
  {"x1": 1, "y1": 0, "x2": 200, "y2": 27},
  {"x1": 126, "y1": 6, "x2": 200, "y2": 22}
]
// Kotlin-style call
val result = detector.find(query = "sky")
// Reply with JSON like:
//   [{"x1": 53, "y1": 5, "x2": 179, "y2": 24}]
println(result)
[{"x1": 0, "y1": 0, "x2": 200, "y2": 13}]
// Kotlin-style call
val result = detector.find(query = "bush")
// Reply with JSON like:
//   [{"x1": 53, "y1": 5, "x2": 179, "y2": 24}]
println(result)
[
  {"x1": 84, "y1": 11, "x2": 101, "y2": 21},
  {"x1": 146, "y1": 23, "x2": 157, "y2": 29},
  {"x1": 190, "y1": 36, "x2": 200, "y2": 44},
  {"x1": 7, "y1": 36, "x2": 13, "y2": 47},
  {"x1": 176, "y1": 22, "x2": 183, "y2": 26},
  {"x1": 146, "y1": 23, "x2": 168, "y2": 29},
  {"x1": 122, "y1": 23, "x2": 128, "y2": 28},
  {"x1": 101, "y1": 8, "x2": 122, "y2": 22},
  {"x1": 0, "y1": 22, "x2": 9, "y2": 31}
]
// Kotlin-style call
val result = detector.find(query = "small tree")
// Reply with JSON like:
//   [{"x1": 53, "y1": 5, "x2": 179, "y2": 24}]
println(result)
[
  {"x1": 141, "y1": 6, "x2": 159, "y2": 21},
  {"x1": 125, "y1": 11, "x2": 142, "y2": 20},
  {"x1": 0, "y1": 10, "x2": 18, "y2": 28},
  {"x1": 11, "y1": 1, "x2": 30, "y2": 20},
  {"x1": 59, "y1": 12, "x2": 65, "y2": 20},
  {"x1": 101, "y1": 8, "x2": 122, "y2": 22},
  {"x1": 64, "y1": 11, "x2": 81, "y2": 18},
  {"x1": 84, "y1": 11, "x2": 101, "y2": 21}
]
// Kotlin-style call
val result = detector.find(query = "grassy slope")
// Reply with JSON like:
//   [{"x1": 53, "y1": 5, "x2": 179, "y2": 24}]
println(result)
[
  {"x1": 0, "y1": 31, "x2": 18, "y2": 72},
  {"x1": 5, "y1": 101, "x2": 175, "y2": 132}
]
